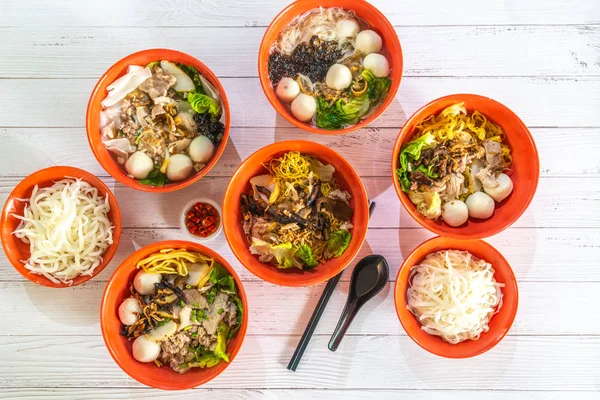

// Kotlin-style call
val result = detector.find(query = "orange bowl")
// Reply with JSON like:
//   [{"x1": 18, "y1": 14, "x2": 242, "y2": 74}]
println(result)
[
  {"x1": 258, "y1": 0, "x2": 403, "y2": 135},
  {"x1": 394, "y1": 236, "x2": 518, "y2": 358},
  {"x1": 392, "y1": 94, "x2": 540, "y2": 239},
  {"x1": 222, "y1": 141, "x2": 369, "y2": 286},
  {"x1": 100, "y1": 240, "x2": 248, "y2": 390},
  {"x1": 86, "y1": 49, "x2": 231, "y2": 192},
  {"x1": 0, "y1": 166, "x2": 122, "y2": 287}
]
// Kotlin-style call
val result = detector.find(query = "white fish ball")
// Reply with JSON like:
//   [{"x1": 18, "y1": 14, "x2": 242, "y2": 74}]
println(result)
[
  {"x1": 133, "y1": 270, "x2": 162, "y2": 295},
  {"x1": 132, "y1": 335, "x2": 161, "y2": 363},
  {"x1": 188, "y1": 136, "x2": 215, "y2": 164},
  {"x1": 442, "y1": 200, "x2": 469, "y2": 227},
  {"x1": 166, "y1": 154, "x2": 193, "y2": 181},
  {"x1": 484, "y1": 173, "x2": 514, "y2": 203},
  {"x1": 291, "y1": 93, "x2": 317, "y2": 122},
  {"x1": 325, "y1": 64, "x2": 352, "y2": 90},
  {"x1": 336, "y1": 19, "x2": 360, "y2": 37},
  {"x1": 363, "y1": 53, "x2": 390, "y2": 78},
  {"x1": 125, "y1": 151, "x2": 154, "y2": 180},
  {"x1": 275, "y1": 77, "x2": 300, "y2": 103},
  {"x1": 356, "y1": 29, "x2": 382, "y2": 55},
  {"x1": 118, "y1": 297, "x2": 142, "y2": 326},
  {"x1": 465, "y1": 191, "x2": 495, "y2": 219}
]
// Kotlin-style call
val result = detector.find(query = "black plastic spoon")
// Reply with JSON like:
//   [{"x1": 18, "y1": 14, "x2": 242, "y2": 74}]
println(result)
[{"x1": 328, "y1": 254, "x2": 389, "y2": 351}]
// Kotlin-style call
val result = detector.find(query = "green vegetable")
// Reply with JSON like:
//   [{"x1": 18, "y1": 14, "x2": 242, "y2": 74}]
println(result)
[
  {"x1": 176, "y1": 63, "x2": 204, "y2": 92},
  {"x1": 184, "y1": 325, "x2": 192, "y2": 331},
  {"x1": 218, "y1": 308, "x2": 224, "y2": 315},
  {"x1": 228, "y1": 295, "x2": 244, "y2": 339},
  {"x1": 249, "y1": 238, "x2": 295, "y2": 269},
  {"x1": 296, "y1": 244, "x2": 318, "y2": 269},
  {"x1": 188, "y1": 92, "x2": 220, "y2": 119},
  {"x1": 206, "y1": 287, "x2": 217, "y2": 304},
  {"x1": 146, "y1": 61, "x2": 160, "y2": 70},
  {"x1": 191, "y1": 332, "x2": 198, "y2": 338},
  {"x1": 315, "y1": 68, "x2": 392, "y2": 130},
  {"x1": 326, "y1": 230, "x2": 352, "y2": 257},
  {"x1": 191, "y1": 310, "x2": 197, "y2": 322},
  {"x1": 193, "y1": 302, "x2": 199, "y2": 309},
  {"x1": 179, "y1": 299, "x2": 185, "y2": 308},
  {"x1": 197, "y1": 309, "x2": 207, "y2": 320},
  {"x1": 408, "y1": 191, "x2": 442, "y2": 220},
  {"x1": 396, "y1": 132, "x2": 437, "y2": 192},
  {"x1": 188, "y1": 352, "x2": 221, "y2": 368},
  {"x1": 214, "y1": 322, "x2": 230, "y2": 362},
  {"x1": 209, "y1": 263, "x2": 236, "y2": 294},
  {"x1": 139, "y1": 165, "x2": 167, "y2": 186}
]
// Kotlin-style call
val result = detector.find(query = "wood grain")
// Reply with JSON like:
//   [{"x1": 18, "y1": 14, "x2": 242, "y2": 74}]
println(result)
[
  {"x1": 2, "y1": 127, "x2": 599, "y2": 177},
  {"x1": 1, "y1": 0, "x2": 598, "y2": 27},
  {"x1": 1, "y1": 279, "x2": 598, "y2": 336},
  {"x1": 1, "y1": 77, "x2": 599, "y2": 128},
  {"x1": 1, "y1": 26, "x2": 598, "y2": 78},
  {"x1": 0, "y1": 335, "x2": 599, "y2": 390}
]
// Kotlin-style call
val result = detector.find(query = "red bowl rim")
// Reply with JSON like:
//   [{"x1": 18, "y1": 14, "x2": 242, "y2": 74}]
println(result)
[
  {"x1": 86, "y1": 48, "x2": 231, "y2": 193},
  {"x1": 0, "y1": 166, "x2": 122, "y2": 287},
  {"x1": 222, "y1": 140, "x2": 370, "y2": 286},
  {"x1": 393, "y1": 236, "x2": 519, "y2": 358},
  {"x1": 99, "y1": 240, "x2": 249, "y2": 390},
  {"x1": 257, "y1": 0, "x2": 403, "y2": 135},
  {"x1": 391, "y1": 93, "x2": 540, "y2": 239}
]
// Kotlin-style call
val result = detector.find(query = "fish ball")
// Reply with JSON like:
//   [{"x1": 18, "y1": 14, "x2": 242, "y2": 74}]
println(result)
[
  {"x1": 133, "y1": 270, "x2": 162, "y2": 295},
  {"x1": 356, "y1": 30, "x2": 382, "y2": 55},
  {"x1": 465, "y1": 192, "x2": 495, "y2": 219},
  {"x1": 442, "y1": 200, "x2": 469, "y2": 227},
  {"x1": 363, "y1": 53, "x2": 390, "y2": 78},
  {"x1": 325, "y1": 64, "x2": 352, "y2": 90},
  {"x1": 132, "y1": 335, "x2": 161, "y2": 363},
  {"x1": 275, "y1": 77, "x2": 300, "y2": 103},
  {"x1": 188, "y1": 136, "x2": 215, "y2": 164},
  {"x1": 336, "y1": 19, "x2": 360, "y2": 37},
  {"x1": 125, "y1": 151, "x2": 154, "y2": 180},
  {"x1": 484, "y1": 173, "x2": 513, "y2": 203},
  {"x1": 291, "y1": 93, "x2": 317, "y2": 122},
  {"x1": 166, "y1": 154, "x2": 193, "y2": 181},
  {"x1": 118, "y1": 297, "x2": 142, "y2": 326}
]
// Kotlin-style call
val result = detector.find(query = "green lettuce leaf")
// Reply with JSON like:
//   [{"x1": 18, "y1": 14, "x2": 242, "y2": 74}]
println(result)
[
  {"x1": 209, "y1": 263, "x2": 236, "y2": 294},
  {"x1": 139, "y1": 165, "x2": 166, "y2": 186},
  {"x1": 176, "y1": 63, "x2": 204, "y2": 92},
  {"x1": 188, "y1": 92, "x2": 220, "y2": 118},
  {"x1": 249, "y1": 238, "x2": 295, "y2": 269},
  {"x1": 214, "y1": 322, "x2": 230, "y2": 362},
  {"x1": 188, "y1": 352, "x2": 221, "y2": 368},
  {"x1": 361, "y1": 69, "x2": 392, "y2": 102},
  {"x1": 228, "y1": 295, "x2": 244, "y2": 340},
  {"x1": 296, "y1": 244, "x2": 318, "y2": 269},
  {"x1": 396, "y1": 133, "x2": 437, "y2": 192},
  {"x1": 326, "y1": 230, "x2": 352, "y2": 258}
]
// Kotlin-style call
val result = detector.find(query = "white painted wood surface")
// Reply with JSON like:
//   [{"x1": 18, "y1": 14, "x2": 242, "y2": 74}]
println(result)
[{"x1": 1, "y1": 0, "x2": 599, "y2": 398}]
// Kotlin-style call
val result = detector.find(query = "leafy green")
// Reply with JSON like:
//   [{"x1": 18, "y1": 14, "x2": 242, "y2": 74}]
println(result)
[
  {"x1": 249, "y1": 238, "x2": 295, "y2": 269},
  {"x1": 361, "y1": 69, "x2": 392, "y2": 102},
  {"x1": 296, "y1": 244, "x2": 318, "y2": 269},
  {"x1": 408, "y1": 191, "x2": 442, "y2": 220},
  {"x1": 209, "y1": 263, "x2": 236, "y2": 294},
  {"x1": 139, "y1": 165, "x2": 167, "y2": 186},
  {"x1": 206, "y1": 287, "x2": 217, "y2": 304},
  {"x1": 214, "y1": 322, "x2": 230, "y2": 362},
  {"x1": 228, "y1": 295, "x2": 244, "y2": 339},
  {"x1": 188, "y1": 352, "x2": 222, "y2": 368},
  {"x1": 146, "y1": 61, "x2": 160, "y2": 70},
  {"x1": 188, "y1": 92, "x2": 221, "y2": 119},
  {"x1": 326, "y1": 230, "x2": 352, "y2": 258},
  {"x1": 396, "y1": 132, "x2": 437, "y2": 192},
  {"x1": 415, "y1": 164, "x2": 439, "y2": 179},
  {"x1": 176, "y1": 63, "x2": 204, "y2": 92}
]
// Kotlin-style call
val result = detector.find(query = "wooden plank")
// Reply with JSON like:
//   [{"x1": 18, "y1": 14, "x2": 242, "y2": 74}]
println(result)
[
  {"x1": 0, "y1": 0, "x2": 597, "y2": 27},
  {"x1": 0, "y1": 26, "x2": 599, "y2": 78},
  {"x1": 1, "y1": 227, "x2": 598, "y2": 283},
  {"x1": 0, "y1": 335, "x2": 598, "y2": 390},
  {"x1": 1, "y1": 77, "x2": 599, "y2": 128},
  {"x1": 1, "y1": 388, "x2": 596, "y2": 399},
  {"x1": 1, "y1": 127, "x2": 598, "y2": 178},
  {"x1": 0, "y1": 279, "x2": 598, "y2": 336},
  {"x1": 2, "y1": 176, "x2": 598, "y2": 229}
]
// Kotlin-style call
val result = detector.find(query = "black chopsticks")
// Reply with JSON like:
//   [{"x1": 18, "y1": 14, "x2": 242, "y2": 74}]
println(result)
[{"x1": 287, "y1": 200, "x2": 376, "y2": 371}]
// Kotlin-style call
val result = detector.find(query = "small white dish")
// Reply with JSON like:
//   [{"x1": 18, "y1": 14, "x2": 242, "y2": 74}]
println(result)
[{"x1": 180, "y1": 197, "x2": 223, "y2": 242}]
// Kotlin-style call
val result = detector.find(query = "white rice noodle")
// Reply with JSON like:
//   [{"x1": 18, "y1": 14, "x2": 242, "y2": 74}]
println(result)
[
  {"x1": 12, "y1": 178, "x2": 115, "y2": 285},
  {"x1": 272, "y1": 6, "x2": 361, "y2": 60},
  {"x1": 406, "y1": 250, "x2": 504, "y2": 344}
]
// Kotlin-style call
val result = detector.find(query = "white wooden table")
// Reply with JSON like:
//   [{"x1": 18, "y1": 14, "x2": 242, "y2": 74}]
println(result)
[{"x1": 1, "y1": 0, "x2": 599, "y2": 398}]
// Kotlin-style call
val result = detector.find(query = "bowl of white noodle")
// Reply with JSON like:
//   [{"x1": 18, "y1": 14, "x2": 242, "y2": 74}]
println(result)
[
  {"x1": 394, "y1": 236, "x2": 518, "y2": 358},
  {"x1": 1, "y1": 166, "x2": 122, "y2": 287}
]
